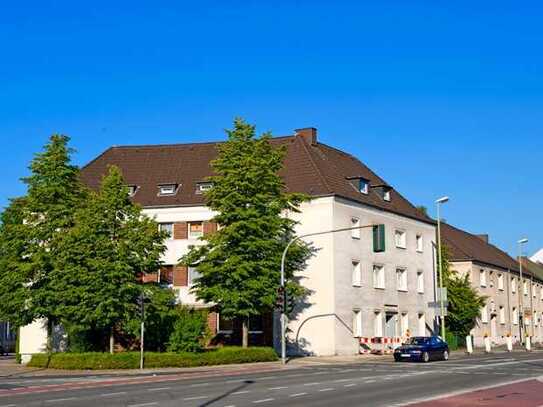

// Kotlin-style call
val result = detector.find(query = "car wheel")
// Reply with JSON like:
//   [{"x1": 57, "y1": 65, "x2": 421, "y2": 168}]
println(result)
[
  {"x1": 443, "y1": 350, "x2": 449, "y2": 361},
  {"x1": 394, "y1": 356, "x2": 400, "y2": 362},
  {"x1": 422, "y1": 352, "x2": 430, "y2": 363}
]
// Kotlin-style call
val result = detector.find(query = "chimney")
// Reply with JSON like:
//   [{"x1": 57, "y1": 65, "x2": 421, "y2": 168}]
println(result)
[
  {"x1": 295, "y1": 127, "x2": 317, "y2": 145},
  {"x1": 476, "y1": 234, "x2": 489, "y2": 244}
]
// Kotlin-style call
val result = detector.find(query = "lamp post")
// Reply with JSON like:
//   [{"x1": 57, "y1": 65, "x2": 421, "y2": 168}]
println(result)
[
  {"x1": 435, "y1": 196, "x2": 449, "y2": 340},
  {"x1": 518, "y1": 238, "x2": 528, "y2": 343},
  {"x1": 280, "y1": 224, "x2": 376, "y2": 365}
]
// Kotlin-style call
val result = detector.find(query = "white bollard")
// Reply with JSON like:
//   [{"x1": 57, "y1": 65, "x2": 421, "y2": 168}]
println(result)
[
  {"x1": 465, "y1": 336, "x2": 473, "y2": 354},
  {"x1": 526, "y1": 336, "x2": 531, "y2": 351},
  {"x1": 506, "y1": 336, "x2": 513, "y2": 352},
  {"x1": 484, "y1": 336, "x2": 491, "y2": 353}
]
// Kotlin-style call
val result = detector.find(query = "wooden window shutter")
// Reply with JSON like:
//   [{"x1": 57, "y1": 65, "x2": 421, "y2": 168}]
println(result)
[
  {"x1": 203, "y1": 221, "x2": 218, "y2": 236},
  {"x1": 173, "y1": 222, "x2": 188, "y2": 239},
  {"x1": 173, "y1": 266, "x2": 188, "y2": 286}
]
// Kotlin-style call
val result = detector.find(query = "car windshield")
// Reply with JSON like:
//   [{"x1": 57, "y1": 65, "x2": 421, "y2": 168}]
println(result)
[{"x1": 404, "y1": 337, "x2": 429, "y2": 345}]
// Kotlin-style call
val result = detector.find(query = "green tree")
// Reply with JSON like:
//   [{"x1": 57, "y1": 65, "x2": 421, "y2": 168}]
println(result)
[
  {"x1": 181, "y1": 118, "x2": 312, "y2": 347},
  {"x1": 167, "y1": 307, "x2": 209, "y2": 353},
  {"x1": 0, "y1": 135, "x2": 85, "y2": 347},
  {"x1": 440, "y1": 245, "x2": 487, "y2": 337},
  {"x1": 51, "y1": 166, "x2": 166, "y2": 353}
]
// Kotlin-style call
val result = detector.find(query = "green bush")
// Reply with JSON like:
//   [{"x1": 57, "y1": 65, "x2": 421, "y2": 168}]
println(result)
[
  {"x1": 167, "y1": 307, "x2": 208, "y2": 352},
  {"x1": 27, "y1": 347, "x2": 278, "y2": 369}
]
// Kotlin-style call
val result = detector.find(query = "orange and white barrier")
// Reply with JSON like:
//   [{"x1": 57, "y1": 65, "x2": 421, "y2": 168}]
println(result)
[{"x1": 359, "y1": 337, "x2": 372, "y2": 354}]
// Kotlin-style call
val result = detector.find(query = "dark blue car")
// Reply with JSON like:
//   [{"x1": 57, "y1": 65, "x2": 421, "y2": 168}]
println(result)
[{"x1": 393, "y1": 336, "x2": 449, "y2": 362}]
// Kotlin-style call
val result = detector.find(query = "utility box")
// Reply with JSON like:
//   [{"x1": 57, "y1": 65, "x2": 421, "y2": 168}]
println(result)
[{"x1": 373, "y1": 224, "x2": 385, "y2": 252}]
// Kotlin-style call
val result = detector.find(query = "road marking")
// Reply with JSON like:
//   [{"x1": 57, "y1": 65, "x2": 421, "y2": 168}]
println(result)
[
  {"x1": 45, "y1": 398, "x2": 77, "y2": 403},
  {"x1": 290, "y1": 392, "x2": 308, "y2": 397},
  {"x1": 190, "y1": 382, "x2": 210, "y2": 387},
  {"x1": 184, "y1": 396, "x2": 208, "y2": 401},
  {"x1": 148, "y1": 387, "x2": 171, "y2": 391},
  {"x1": 232, "y1": 390, "x2": 251, "y2": 395},
  {"x1": 0, "y1": 404, "x2": 16, "y2": 407},
  {"x1": 304, "y1": 382, "x2": 321, "y2": 386},
  {"x1": 333, "y1": 378, "x2": 351, "y2": 382},
  {"x1": 258, "y1": 375, "x2": 278, "y2": 380},
  {"x1": 344, "y1": 383, "x2": 357, "y2": 387},
  {"x1": 100, "y1": 391, "x2": 127, "y2": 397},
  {"x1": 269, "y1": 386, "x2": 288, "y2": 390},
  {"x1": 252, "y1": 399, "x2": 274, "y2": 403},
  {"x1": 319, "y1": 388, "x2": 334, "y2": 392},
  {"x1": 364, "y1": 379, "x2": 376, "y2": 383},
  {"x1": 128, "y1": 403, "x2": 158, "y2": 407}
]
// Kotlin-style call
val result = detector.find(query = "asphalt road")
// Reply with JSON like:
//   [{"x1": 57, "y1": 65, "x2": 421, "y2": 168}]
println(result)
[{"x1": 1, "y1": 352, "x2": 543, "y2": 406}]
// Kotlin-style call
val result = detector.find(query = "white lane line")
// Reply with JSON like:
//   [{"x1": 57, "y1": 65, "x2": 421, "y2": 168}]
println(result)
[
  {"x1": 100, "y1": 391, "x2": 127, "y2": 397},
  {"x1": 232, "y1": 390, "x2": 251, "y2": 395},
  {"x1": 45, "y1": 398, "x2": 77, "y2": 403},
  {"x1": 344, "y1": 383, "x2": 357, "y2": 387},
  {"x1": 269, "y1": 386, "x2": 288, "y2": 390},
  {"x1": 290, "y1": 392, "x2": 308, "y2": 397},
  {"x1": 319, "y1": 388, "x2": 335, "y2": 392},
  {"x1": 226, "y1": 379, "x2": 247, "y2": 383},
  {"x1": 0, "y1": 404, "x2": 16, "y2": 407},
  {"x1": 333, "y1": 378, "x2": 351, "y2": 382},
  {"x1": 129, "y1": 403, "x2": 158, "y2": 407},
  {"x1": 148, "y1": 387, "x2": 171, "y2": 391},
  {"x1": 364, "y1": 379, "x2": 376, "y2": 383},
  {"x1": 184, "y1": 396, "x2": 208, "y2": 401},
  {"x1": 304, "y1": 382, "x2": 321, "y2": 386},
  {"x1": 258, "y1": 375, "x2": 278, "y2": 380},
  {"x1": 252, "y1": 399, "x2": 274, "y2": 403},
  {"x1": 190, "y1": 382, "x2": 210, "y2": 387}
]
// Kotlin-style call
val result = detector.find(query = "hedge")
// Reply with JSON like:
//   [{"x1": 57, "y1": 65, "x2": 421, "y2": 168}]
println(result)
[{"x1": 27, "y1": 346, "x2": 278, "y2": 370}]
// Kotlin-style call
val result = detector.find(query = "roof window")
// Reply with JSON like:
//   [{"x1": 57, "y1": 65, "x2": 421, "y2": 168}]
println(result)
[{"x1": 158, "y1": 184, "x2": 179, "y2": 196}]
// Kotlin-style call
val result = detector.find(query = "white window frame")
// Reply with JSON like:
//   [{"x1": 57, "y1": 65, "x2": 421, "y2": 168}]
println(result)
[
  {"x1": 127, "y1": 185, "x2": 138, "y2": 197},
  {"x1": 396, "y1": 268, "x2": 408, "y2": 292},
  {"x1": 394, "y1": 229, "x2": 406, "y2": 249},
  {"x1": 481, "y1": 304, "x2": 488, "y2": 323},
  {"x1": 540, "y1": 287, "x2": 543, "y2": 301},
  {"x1": 417, "y1": 313, "x2": 426, "y2": 336},
  {"x1": 513, "y1": 307, "x2": 518, "y2": 325},
  {"x1": 400, "y1": 312, "x2": 409, "y2": 337},
  {"x1": 353, "y1": 309, "x2": 362, "y2": 337},
  {"x1": 512, "y1": 278, "x2": 517, "y2": 294},
  {"x1": 523, "y1": 281, "x2": 528, "y2": 296},
  {"x1": 417, "y1": 271, "x2": 424, "y2": 294},
  {"x1": 480, "y1": 269, "x2": 487, "y2": 287},
  {"x1": 359, "y1": 179, "x2": 369, "y2": 194},
  {"x1": 188, "y1": 221, "x2": 204, "y2": 239},
  {"x1": 383, "y1": 190, "x2": 391, "y2": 202},
  {"x1": 158, "y1": 184, "x2": 178, "y2": 196},
  {"x1": 188, "y1": 267, "x2": 201, "y2": 286},
  {"x1": 217, "y1": 314, "x2": 234, "y2": 334},
  {"x1": 352, "y1": 260, "x2": 362, "y2": 287},
  {"x1": 499, "y1": 306, "x2": 506, "y2": 324},
  {"x1": 374, "y1": 311, "x2": 383, "y2": 337},
  {"x1": 497, "y1": 274, "x2": 504, "y2": 291},
  {"x1": 351, "y1": 217, "x2": 361, "y2": 239},
  {"x1": 196, "y1": 182, "x2": 213, "y2": 194},
  {"x1": 158, "y1": 222, "x2": 174, "y2": 239},
  {"x1": 373, "y1": 264, "x2": 385, "y2": 289},
  {"x1": 416, "y1": 234, "x2": 423, "y2": 252}
]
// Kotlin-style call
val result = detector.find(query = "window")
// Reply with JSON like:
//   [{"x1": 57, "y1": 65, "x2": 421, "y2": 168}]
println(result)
[
  {"x1": 217, "y1": 314, "x2": 233, "y2": 333},
  {"x1": 359, "y1": 179, "x2": 369, "y2": 194},
  {"x1": 512, "y1": 307, "x2": 519, "y2": 325},
  {"x1": 374, "y1": 311, "x2": 383, "y2": 337},
  {"x1": 481, "y1": 304, "x2": 488, "y2": 323},
  {"x1": 352, "y1": 260, "x2": 362, "y2": 287},
  {"x1": 417, "y1": 271, "x2": 424, "y2": 294},
  {"x1": 394, "y1": 230, "x2": 406, "y2": 249},
  {"x1": 400, "y1": 313, "x2": 409, "y2": 336},
  {"x1": 196, "y1": 182, "x2": 213, "y2": 194},
  {"x1": 383, "y1": 190, "x2": 391, "y2": 201},
  {"x1": 523, "y1": 281, "x2": 528, "y2": 296},
  {"x1": 533, "y1": 283, "x2": 537, "y2": 298},
  {"x1": 535, "y1": 311, "x2": 539, "y2": 327},
  {"x1": 373, "y1": 265, "x2": 385, "y2": 289},
  {"x1": 416, "y1": 235, "x2": 423, "y2": 252},
  {"x1": 511, "y1": 278, "x2": 517, "y2": 294},
  {"x1": 188, "y1": 222, "x2": 203, "y2": 239},
  {"x1": 351, "y1": 217, "x2": 361, "y2": 239},
  {"x1": 158, "y1": 184, "x2": 178, "y2": 195},
  {"x1": 188, "y1": 267, "x2": 201, "y2": 286},
  {"x1": 480, "y1": 270, "x2": 487, "y2": 287},
  {"x1": 158, "y1": 223, "x2": 173, "y2": 238},
  {"x1": 248, "y1": 315, "x2": 263, "y2": 333},
  {"x1": 499, "y1": 306, "x2": 506, "y2": 324},
  {"x1": 353, "y1": 309, "x2": 362, "y2": 337},
  {"x1": 497, "y1": 274, "x2": 504, "y2": 291},
  {"x1": 396, "y1": 268, "x2": 408, "y2": 292},
  {"x1": 127, "y1": 185, "x2": 138, "y2": 197},
  {"x1": 418, "y1": 313, "x2": 426, "y2": 336},
  {"x1": 540, "y1": 287, "x2": 543, "y2": 300}
]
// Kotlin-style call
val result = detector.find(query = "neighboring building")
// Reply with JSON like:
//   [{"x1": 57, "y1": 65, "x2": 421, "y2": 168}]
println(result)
[
  {"x1": 441, "y1": 223, "x2": 543, "y2": 347},
  {"x1": 531, "y1": 248, "x2": 543, "y2": 264},
  {"x1": 0, "y1": 321, "x2": 16, "y2": 353},
  {"x1": 20, "y1": 127, "x2": 438, "y2": 357}
]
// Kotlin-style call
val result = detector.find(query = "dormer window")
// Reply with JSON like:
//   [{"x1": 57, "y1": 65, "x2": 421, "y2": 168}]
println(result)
[
  {"x1": 127, "y1": 185, "x2": 138, "y2": 197},
  {"x1": 383, "y1": 190, "x2": 391, "y2": 201},
  {"x1": 158, "y1": 184, "x2": 179, "y2": 196},
  {"x1": 346, "y1": 176, "x2": 370, "y2": 195},
  {"x1": 196, "y1": 182, "x2": 213, "y2": 194},
  {"x1": 372, "y1": 184, "x2": 392, "y2": 202}
]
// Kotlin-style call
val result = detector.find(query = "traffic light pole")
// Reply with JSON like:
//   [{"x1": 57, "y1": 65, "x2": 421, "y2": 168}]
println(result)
[{"x1": 280, "y1": 224, "x2": 376, "y2": 365}]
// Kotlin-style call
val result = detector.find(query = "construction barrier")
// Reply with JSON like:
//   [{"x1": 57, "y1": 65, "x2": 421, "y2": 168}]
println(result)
[{"x1": 359, "y1": 336, "x2": 407, "y2": 355}]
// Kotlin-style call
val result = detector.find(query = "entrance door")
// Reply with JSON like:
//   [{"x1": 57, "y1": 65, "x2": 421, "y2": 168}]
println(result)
[{"x1": 385, "y1": 312, "x2": 397, "y2": 338}]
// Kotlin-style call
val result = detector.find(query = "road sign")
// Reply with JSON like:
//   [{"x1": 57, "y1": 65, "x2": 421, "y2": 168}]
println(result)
[{"x1": 428, "y1": 301, "x2": 449, "y2": 308}]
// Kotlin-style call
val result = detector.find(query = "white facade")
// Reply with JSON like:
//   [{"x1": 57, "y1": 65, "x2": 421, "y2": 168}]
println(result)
[{"x1": 531, "y1": 249, "x2": 543, "y2": 264}]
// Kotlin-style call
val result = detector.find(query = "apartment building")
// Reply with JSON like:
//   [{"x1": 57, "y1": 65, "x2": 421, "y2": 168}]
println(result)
[
  {"x1": 441, "y1": 223, "x2": 543, "y2": 347},
  {"x1": 20, "y1": 127, "x2": 437, "y2": 357}
]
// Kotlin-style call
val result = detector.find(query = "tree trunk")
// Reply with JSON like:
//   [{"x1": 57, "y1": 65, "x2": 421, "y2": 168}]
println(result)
[
  {"x1": 242, "y1": 317, "x2": 249, "y2": 348},
  {"x1": 109, "y1": 328, "x2": 115, "y2": 354},
  {"x1": 46, "y1": 319, "x2": 54, "y2": 353}
]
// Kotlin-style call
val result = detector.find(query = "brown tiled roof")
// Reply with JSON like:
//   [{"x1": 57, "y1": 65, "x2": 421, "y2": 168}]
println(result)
[
  {"x1": 519, "y1": 257, "x2": 543, "y2": 281},
  {"x1": 441, "y1": 222, "x2": 520, "y2": 273},
  {"x1": 80, "y1": 133, "x2": 433, "y2": 224}
]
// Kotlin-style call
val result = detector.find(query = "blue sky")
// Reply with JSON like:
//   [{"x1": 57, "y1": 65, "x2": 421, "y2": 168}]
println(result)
[{"x1": 1, "y1": 1, "x2": 541, "y2": 257}]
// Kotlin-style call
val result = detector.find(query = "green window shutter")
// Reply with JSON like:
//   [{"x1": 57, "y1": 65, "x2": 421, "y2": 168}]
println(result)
[{"x1": 373, "y1": 224, "x2": 385, "y2": 252}]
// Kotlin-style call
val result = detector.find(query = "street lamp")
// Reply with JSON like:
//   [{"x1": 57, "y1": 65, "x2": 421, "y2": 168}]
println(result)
[
  {"x1": 280, "y1": 224, "x2": 376, "y2": 365},
  {"x1": 518, "y1": 238, "x2": 528, "y2": 343},
  {"x1": 435, "y1": 196, "x2": 449, "y2": 340}
]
